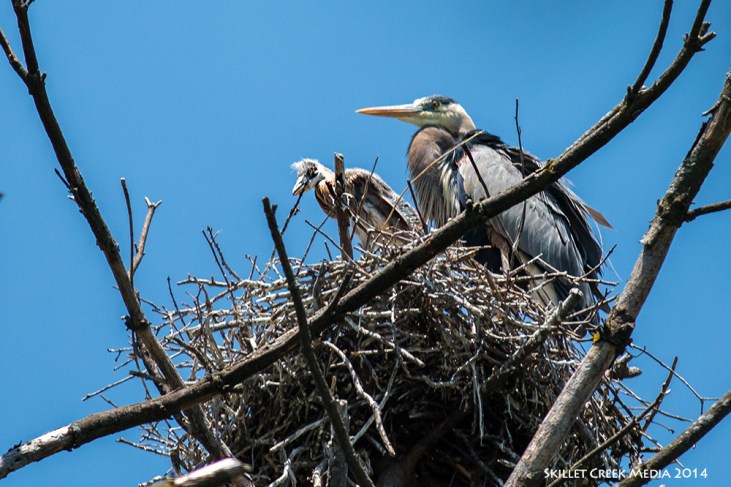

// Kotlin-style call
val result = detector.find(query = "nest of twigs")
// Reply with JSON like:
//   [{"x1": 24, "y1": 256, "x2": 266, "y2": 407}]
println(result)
[{"x1": 134, "y1": 232, "x2": 644, "y2": 486}]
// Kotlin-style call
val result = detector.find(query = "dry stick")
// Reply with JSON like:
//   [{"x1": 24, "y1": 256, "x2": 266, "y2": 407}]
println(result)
[
  {"x1": 322, "y1": 341, "x2": 396, "y2": 457},
  {"x1": 2, "y1": 0, "x2": 233, "y2": 461},
  {"x1": 406, "y1": 179, "x2": 428, "y2": 234},
  {"x1": 630, "y1": 0, "x2": 674, "y2": 94},
  {"x1": 642, "y1": 356, "x2": 678, "y2": 432},
  {"x1": 684, "y1": 198, "x2": 731, "y2": 221},
  {"x1": 629, "y1": 344, "x2": 712, "y2": 409},
  {"x1": 505, "y1": 67, "x2": 731, "y2": 487},
  {"x1": 351, "y1": 156, "x2": 379, "y2": 242},
  {"x1": 546, "y1": 395, "x2": 665, "y2": 487},
  {"x1": 483, "y1": 289, "x2": 582, "y2": 391},
  {"x1": 131, "y1": 197, "x2": 163, "y2": 277},
  {"x1": 512, "y1": 99, "x2": 529, "y2": 253},
  {"x1": 547, "y1": 360, "x2": 678, "y2": 487},
  {"x1": 0, "y1": 3, "x2": 716, "y2": 476},
  {"x1": 262, "y1": 198, "x2": 374, "y2": 487},
  {"x1": 615, "y1": 389, "x2": 731, "y2": 487},
  {"x1": 121, "y1": 178, "x2": 135, "y2": 285},
  {"x1": 333, "y1": 153, "x2": 354, "y2": 260}
]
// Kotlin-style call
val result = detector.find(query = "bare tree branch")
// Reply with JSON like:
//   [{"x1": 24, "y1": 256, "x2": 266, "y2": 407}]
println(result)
[
  {"x1": 263, "y1": 198, "x2": 374, "y2": 487},
  {"x1": 3, "y1": 0, "x2": 233, "y2": 462},
  {"x1": 684, "y1": 198, "x2": 731, "y2": 221},
  {"x1": 131, "y1": 197, "x2": 163, "y2": 276},
  {"x1": 333, "y1": 153, "x2": 354, "y2": 260},
  {"x1": 505, "y1": 67, "x2": 731, "y2": 487},
  {"x1": 615, "y1": 389, "x2": 731, "y2": 487},
  {"x1": 630, "y1": 0, "x2": 674, "y2": 94}
]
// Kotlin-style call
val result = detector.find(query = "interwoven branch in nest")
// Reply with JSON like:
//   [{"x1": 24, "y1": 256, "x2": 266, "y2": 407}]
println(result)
[{"x1": 133, "y1": 234, "x2": 648, "y2": 486}]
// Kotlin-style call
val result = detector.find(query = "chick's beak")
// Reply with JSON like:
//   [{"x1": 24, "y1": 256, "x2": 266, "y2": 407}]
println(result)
[{"x1": 292, "y1": 175, "x2": 308, "y2": 196}]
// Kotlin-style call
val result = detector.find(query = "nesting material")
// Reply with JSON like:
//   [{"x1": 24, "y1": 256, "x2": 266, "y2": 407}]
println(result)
[{"x1": 135, "y1": 234, "x2": 642, "y2": 486}]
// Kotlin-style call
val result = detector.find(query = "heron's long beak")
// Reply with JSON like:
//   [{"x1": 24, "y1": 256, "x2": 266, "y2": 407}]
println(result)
[
  {"x1": 356, "y1": 103, "x2": 421, "y2": 119},
  {"x1": 292, "y1": 175, "x2": 309, "y2": 196}
]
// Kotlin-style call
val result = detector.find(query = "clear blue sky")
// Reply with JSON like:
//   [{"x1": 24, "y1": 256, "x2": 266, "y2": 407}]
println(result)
[{"x1": 1, "y1": 2, "x2": 729, "y2": 486}]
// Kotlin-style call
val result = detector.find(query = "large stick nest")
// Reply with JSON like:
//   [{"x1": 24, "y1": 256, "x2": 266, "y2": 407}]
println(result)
[{"x1": 135, "y1": 234, "x2": 644, "y2": 486}]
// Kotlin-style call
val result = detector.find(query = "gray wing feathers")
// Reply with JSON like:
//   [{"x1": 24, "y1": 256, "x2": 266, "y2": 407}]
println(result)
[{"x1": 459, "y1": 144, "x2": 596, "y2": 306}]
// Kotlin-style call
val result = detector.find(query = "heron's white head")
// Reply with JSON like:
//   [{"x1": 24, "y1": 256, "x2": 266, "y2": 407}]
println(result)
[
  {"x1": 291, "y1": 159, "x2": 328, "y2": 195},
  {"x1": 357, "y1": 95, "x2": 476, "y2": 137}
]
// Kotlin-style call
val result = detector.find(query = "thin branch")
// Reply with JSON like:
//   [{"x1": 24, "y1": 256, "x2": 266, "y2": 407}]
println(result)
[
  {"x1": 547, "y1": 384, "x2": 668, "y2": 487},
  {"x1": 684, "y1": 198, "x2": 731, "y2": 221},
  {"x1": 630, "y1": 0, "x2": 674, "y2": 94},
  {"x1": 131, "y1": 197, "x2": 162, "y2": 276},
  {"x1": 333, "y1": 153, "x2": 354, "y2": 260},
  {"x1": 642, "y1": 356, "x2": 678, "y2": 431},
  {"x1": 505, "y1": 65, "x2": 731, "y2": 487},
  {"x1": 3, "y1": 0, "x2": 233, "y2": 462},
  {"x1": 322, "y1": 341, "x2": 396, "y2": 457},
  {"x1": 351, "y1": 156, "x2": 379, "y2": 242},
  {"x1": 262, "y1": 198, "x2": 374, "y2": 487},
  {"x1": 0, "y1": 25, "x2": 28, "y2": 81},
  {"x1": 615, "y1": 389, "x2": 731, "y2": 487},
  {"x1": 406, "y1": 179, "x2": 429, "y2": 234},
  {"x1": 121, "y1": 178, "x2": 134, "y2": 284}
]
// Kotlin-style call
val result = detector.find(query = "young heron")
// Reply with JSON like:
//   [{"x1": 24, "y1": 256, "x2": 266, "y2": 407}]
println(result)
[
  {"x1": 357, "y1": 96, "x2": 611, "y2": 315},
  {"x1": 291, "y1": 159, "x2": 421, "y2": 249}
]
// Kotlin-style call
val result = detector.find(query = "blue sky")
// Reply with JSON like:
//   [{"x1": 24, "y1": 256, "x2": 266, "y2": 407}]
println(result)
[{"x1": 1, "y1": 2, "x2": 729, "y2": 486}]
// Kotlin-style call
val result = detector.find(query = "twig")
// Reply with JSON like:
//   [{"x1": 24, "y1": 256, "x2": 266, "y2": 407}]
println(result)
[
  {"x1": 512, "y1": 98, "x2": 529, "y2": 254},
  {"x1": 483, "y1": 288, "x2": 583, "y2": 390},
  {"x1": 546, "y1": 389, "x2": 665, "y2": 487},
  {"x1": 0, "y1": 25, "x2": 28, "y2": 80},
  {"x1": 322, "y1": 341, "x2": 396, "y2": 457},
  {"x1": 131, "y1": 197, "x2": 162, "y2": 277},
  {"x1": 642, "y1": 356, "x2": 678, "y2": 431},
  {"x1": 406, "y1": 179, "x2": 429, "y2": 234},
  {"x1": 684, "y1": 198, "x2": 731, "y2": 221},
  {"x1": 629, "y1": 0, "x2": 674, "y2": 95},
  {"x1": 121, "y1": 178, "x2": 134, "y2": 285},
  {"x1": 351, "y1": 156, "x2": 379, "y2": 242},
  {"x1": 630, "y1": 345, "x2": 713, "y2": 409},
  {"x1": 615, "y1": 389, "x2": 731, "y2": 487},
  {"x1": 262, "y1": 197, "x2": 374, "y2": 487},
  {"x1": 82, "y1": 375, "x2": 134, "y2": 402},
  {"x1": 333, "y1": 153, "x2": 354, "y2": 260}
]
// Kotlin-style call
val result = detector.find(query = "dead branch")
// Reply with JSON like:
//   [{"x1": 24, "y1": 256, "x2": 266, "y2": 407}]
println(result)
[
  {"x1": 333, "y1": 153, "x2": 354, "y2": 260},
  {"x1": 263, "y1": 198, "x2": 374, "y2": 487},
  {"x1": 615, "y1": 389, "x2": 731, "y2": 487},
  {"x1": 505, "y1": 65, "x2": 731, "y2": 486},
  {"x1": 131, "y1": 197, "x2": 163, "y2": 277},
  {"x1": 2, "y1": 0, "x2": 232, "y2": 463},
  {"x1": 684, "y1": 198, "x2": 731, "y2": 221}
]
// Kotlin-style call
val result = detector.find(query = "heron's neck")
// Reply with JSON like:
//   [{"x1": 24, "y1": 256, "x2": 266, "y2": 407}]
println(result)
[
  {"x1": 408, "y1": 127, "x2": 463, "y2": 226},
  {"x1": 314, "y1": 179, "x2": 336, "y2": 217},
  {"x1": 454, "y1": 110, "x2": 476, "y2": 137}
]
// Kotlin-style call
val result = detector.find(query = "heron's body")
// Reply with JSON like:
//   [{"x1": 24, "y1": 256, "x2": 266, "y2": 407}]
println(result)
[
  {"x1": 358, "y1": 96, "x2": 610, "y2": 315},
  {"x1": 292, "y1": 159, "x2": 420, "y2": 248}
]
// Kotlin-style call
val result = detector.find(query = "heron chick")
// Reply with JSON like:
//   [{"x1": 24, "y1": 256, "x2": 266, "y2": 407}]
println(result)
[{"x1": 291, "y1": 158, "x2": 421, "y2": 249}]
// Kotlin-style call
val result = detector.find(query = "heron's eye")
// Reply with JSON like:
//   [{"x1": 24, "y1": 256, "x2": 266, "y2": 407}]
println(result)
[
  {"x1": 431, "y1": 100, "x2": 440, "y2": 110},
  {"x1": 307, "y1": 168, "x2": 315, "y2": 177}
]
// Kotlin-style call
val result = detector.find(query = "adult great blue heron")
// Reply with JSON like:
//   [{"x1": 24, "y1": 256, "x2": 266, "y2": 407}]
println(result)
[
  {"x1": 357, "y1": 96, "x2": 611, "y2": 314},
  {"x1": 291, "y1": 158, "x2": 421, "y2": 249}
]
